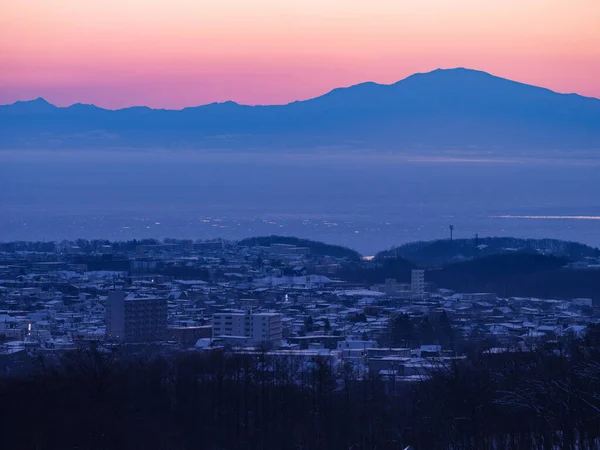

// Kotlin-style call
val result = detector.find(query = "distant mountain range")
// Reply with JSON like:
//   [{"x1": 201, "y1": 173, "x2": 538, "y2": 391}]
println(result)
[{"x1": 2, "y1": 68, "x2": 600, "y2": 152}]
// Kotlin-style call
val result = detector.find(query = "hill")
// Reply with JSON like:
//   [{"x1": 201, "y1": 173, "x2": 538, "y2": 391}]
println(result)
[
  {"x1": 1, "y1": 68, "x2": 600, "y2": 152},
  {"x1": 237, "y1": 236, "x2": 361, "y2": 259},
  {"x1": 377, "y1": 237, "x2": 600, "y2": 267},
  {"x1": 336, "y1": 250, "x2": 600, "y2": 301},
  {"x1": 427, "y1": 253, "x2": 600, "y2": 301}
]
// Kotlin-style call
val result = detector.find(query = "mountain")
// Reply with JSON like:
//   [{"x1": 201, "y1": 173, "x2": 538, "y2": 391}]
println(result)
[
  {"x1": 3, "y1": 97, "x2": 58, "y2": 115},
  {"x1": 1, "y1": 68, "x2": 600, "y2": 152}
]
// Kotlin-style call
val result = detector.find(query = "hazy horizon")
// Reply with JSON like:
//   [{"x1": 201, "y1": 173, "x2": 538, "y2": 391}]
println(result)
[{"x1": 2, "y1": 151, "x2": 599, "y2": 254}]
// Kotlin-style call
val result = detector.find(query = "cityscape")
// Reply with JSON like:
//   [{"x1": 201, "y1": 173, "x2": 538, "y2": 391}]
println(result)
[
  {"x1": 2, "y1": 0, "x2": 600, "y2": 448},
  {"x1": 2, "y1": 236, "x2": 598, "y2": 371}
]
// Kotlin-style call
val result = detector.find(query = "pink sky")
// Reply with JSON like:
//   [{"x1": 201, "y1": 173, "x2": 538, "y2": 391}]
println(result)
[{"x1": 1, "y1": 0, "x2": 599, "y2": 109}]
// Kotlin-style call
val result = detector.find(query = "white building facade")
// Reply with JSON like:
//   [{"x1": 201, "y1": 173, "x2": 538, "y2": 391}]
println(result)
[
  {"x1": 213, "y1": 311, "x2": 282, "y2": 346},
  {"x1": 411, "y1": 270, "x2": 426, "y2": 296}
]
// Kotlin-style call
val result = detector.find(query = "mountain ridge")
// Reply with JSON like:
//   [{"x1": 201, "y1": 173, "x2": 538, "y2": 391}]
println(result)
[
  {"x1": 2, "y1": 67, "x2": 600, "y2": 152},
  {"x1": 5, "y1": 67, "x2": 599, "y2": 111}
]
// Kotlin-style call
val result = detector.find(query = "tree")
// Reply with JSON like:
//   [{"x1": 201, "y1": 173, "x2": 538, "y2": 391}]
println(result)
[
  {"x1": 434, "y1": 311, "x2": 455, "y2": 349},
  {"x1": 323, "y1": 318, "x2": 331, "y2": 333},
  {"x1": 390, "y1": 313, "x2": 415, "y2": 348},
  {"x1": 304, "y1": 316, "x2": 314, "y2": 332},
  {"x1": 351, "y1": 313, "x2": 367, "y2": 323},
  {"x1": 418, "y1": 317, "x2": 435, "y2": 345}
]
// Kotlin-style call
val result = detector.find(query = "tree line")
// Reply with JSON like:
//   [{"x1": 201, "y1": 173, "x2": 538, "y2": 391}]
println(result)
[
  {"x1": 337, "y1": 252, "x2": 600, "y2": 301},
  {"x1": 2, "y1": 328, "x2": 600, "y2": 449}
]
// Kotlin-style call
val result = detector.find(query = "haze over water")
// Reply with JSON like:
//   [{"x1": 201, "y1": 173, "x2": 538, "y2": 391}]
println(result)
[{"x1": 1, "y1": 151, "x2": 599, "y2": 255}]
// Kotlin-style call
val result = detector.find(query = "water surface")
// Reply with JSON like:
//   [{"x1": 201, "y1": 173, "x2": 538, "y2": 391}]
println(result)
[{"x1": 1, "y1": 151, "x2": 599, "y2": 254}]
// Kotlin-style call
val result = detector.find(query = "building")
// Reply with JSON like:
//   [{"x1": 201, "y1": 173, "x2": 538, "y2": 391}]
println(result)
[
  {"x1": 168, "y1": 325, "x2": 213, "y2": 345},
  {"x1": 572, "y1": 298, "x2": 593, "y2": 307},
  {"x1": 384, "y1": 278, "x2": 397, "y2": 296},
  {"x1": 131, "y1": 258, "x2": 158, "y2": 273},
  {"x1": 267, "y1": 244, "x2": 310, "y2": 256},
  {"x1": 105, "y1": 291, "x2": 167, "y2": 342},
  {"x1": 411, "y1": 270, "x2": 425, "y2": 296},
  {"x1": 194, "y1": 241, "x2": 224, "y2": 251},
  {"x1": 212, "y1": 311, "x2": 282, "y2": 346}
]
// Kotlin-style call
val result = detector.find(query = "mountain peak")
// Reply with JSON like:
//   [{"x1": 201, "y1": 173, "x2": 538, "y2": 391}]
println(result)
[
  {"x1": 432, "y1": 67, "x2": 486, "y2": 73},
  {"x1": 398, "y1": 67, "x2": 499, "y2": 84},
  {"x1": 22, "y1": 97, "x2": 55, "y2": 106},
  {"x1": 67, "y1": 102, "x2": 103, "y2": 111},
  {"x1": 5, "y1": 97, "x2": 57, "y2": 114},
  {"x1": 181, "y1": 100, "x2": 242, "y2": 112}
]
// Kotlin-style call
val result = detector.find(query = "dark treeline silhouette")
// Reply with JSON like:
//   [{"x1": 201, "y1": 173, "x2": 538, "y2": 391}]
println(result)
[
  {"x1": 428, "y1": 258, "x2": 600, "y2": 301},
  {"x1": 337, "y1": 253, "x2": 600, "y2": 302},
  {"x1": 2, "y1": 330, "x2": 600, "y2": 450},
  {"x1": 377, "y1": 237, "x2": 600, "y2": 266},
  {"x1": 3, "y1": 237, "x2": 598, "y2": 267},
  {"x1": 425, "y1": 252, "x2": 567, "y2": 295},
  {"x1": 383, "y1": 312, "x2": 455, "y2": 350},
  {"x1": 0, "y1": 240, "x2": 58, "y2": 253},
  {"x1": 0, "y1": 236, "x2": 361, "y2": 260},
  {"x1": 0, "y1": 238, "x2": 162, "y2": 254}
]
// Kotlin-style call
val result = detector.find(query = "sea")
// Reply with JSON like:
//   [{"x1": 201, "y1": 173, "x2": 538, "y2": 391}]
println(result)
[{"x1": 1, "y1": 150, "x2": 599, "y2": 255}]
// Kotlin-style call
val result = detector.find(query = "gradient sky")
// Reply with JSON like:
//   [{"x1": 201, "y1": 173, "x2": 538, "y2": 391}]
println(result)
[{"x1": 1, "y1": 0, "x2": 599, "y2": 109}]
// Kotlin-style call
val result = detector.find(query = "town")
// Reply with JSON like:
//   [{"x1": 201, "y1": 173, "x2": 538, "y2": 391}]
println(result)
[{"x1": 1, "y1": 236, "x2": 598, "y2": 380}]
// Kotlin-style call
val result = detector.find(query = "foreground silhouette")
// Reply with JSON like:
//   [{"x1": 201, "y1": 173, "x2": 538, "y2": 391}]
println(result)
[{"x1": 2, "y1": 329, "x2": 600, "y2": 449}]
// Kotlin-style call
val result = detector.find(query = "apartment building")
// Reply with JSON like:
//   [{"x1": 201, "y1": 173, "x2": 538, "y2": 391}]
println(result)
[
  {"x1": 212, "y1": 311, "x2": 282, "y2": 346},
  {"x1": 105, "y1": 291, "x2": 167, "y2": 342},
  {"x1": 411, "y1": 270, "x2": 426, "y2": 296}
]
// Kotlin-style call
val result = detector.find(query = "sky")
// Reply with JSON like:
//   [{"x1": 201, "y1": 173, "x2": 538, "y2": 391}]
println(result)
[{"x1": 1, "y1": 0, "x2": 599, "y2": 109}]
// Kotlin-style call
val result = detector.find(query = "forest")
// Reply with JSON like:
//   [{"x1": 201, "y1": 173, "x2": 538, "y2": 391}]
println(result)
[
  {"x1": 2, "y1": 328, "x2": 600, "y2": 450},
  {"x1": 339, "y1": 252, "x2": 600, "y2": 302}
]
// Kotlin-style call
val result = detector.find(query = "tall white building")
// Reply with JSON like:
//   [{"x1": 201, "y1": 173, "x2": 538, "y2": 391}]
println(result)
[
  {"x1": 105, "y1": 291, "x2": 167, "y2": 342},
  {"x1": 411, "y1": 269, "x2": 426, "y2": 296},
  {"x1": 212, "y1": 311, "x2": 282, "y2": 346}
]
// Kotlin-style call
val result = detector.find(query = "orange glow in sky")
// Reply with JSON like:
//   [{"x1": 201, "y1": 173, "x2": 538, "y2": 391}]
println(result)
[{"x1": 1, "y1": 0, "x2": 599, "y2": 108}]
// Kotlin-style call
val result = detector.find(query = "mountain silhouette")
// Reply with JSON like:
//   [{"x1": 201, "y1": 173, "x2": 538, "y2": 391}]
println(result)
[
  {"x1": 1, "y1": 68, "x2": 599, "y2": 152},
  {"x1": 4, "y1": 97, "x2": 58, "y2": 115}
]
